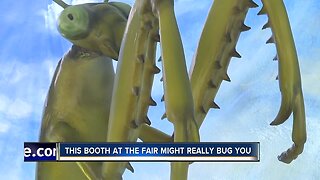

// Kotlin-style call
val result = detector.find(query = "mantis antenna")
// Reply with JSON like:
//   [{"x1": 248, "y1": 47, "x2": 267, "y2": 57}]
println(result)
[{"x1": 53, "y1": 0, "x2": 69, "y2": 9}]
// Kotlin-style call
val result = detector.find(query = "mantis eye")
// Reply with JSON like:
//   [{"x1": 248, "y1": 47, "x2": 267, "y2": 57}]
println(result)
[{"x1": 58, "y1": 5, "x2": 90, "y2": 40}]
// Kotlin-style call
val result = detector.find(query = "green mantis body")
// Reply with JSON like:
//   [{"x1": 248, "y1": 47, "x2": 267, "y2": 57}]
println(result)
[
  {"x1": 37, "y1": 45, "x2": 115, "y2": 180},
  {"x1": 38, "y1": 0, "x2": 307, "y2": 179}
]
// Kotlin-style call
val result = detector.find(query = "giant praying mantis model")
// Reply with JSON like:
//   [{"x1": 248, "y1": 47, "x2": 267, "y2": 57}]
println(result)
[{"x1": 37, "y1": 0, "x2": 306, "y2": 179}]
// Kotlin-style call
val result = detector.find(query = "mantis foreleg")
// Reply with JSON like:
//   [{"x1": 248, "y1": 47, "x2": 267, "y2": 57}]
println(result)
[
  {"x1": 151, "y1": 0, "x2": 200, "y2": 179},
  {"x1": 102, "y1": 1, "x2": 160, "y2": 178},
  {"x1": 260, "y1": 0, "x2": 306, "y2": 163}
]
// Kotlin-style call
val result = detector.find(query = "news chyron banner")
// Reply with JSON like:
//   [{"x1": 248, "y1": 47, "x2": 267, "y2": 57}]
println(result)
[{"x1": 24, "y1": 142, "x2": 260, "y2": 162}]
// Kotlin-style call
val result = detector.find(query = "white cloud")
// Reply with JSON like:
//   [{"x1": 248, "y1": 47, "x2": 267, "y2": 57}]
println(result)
[
  {"x1": 174, "y1": 0, "x2": 212, "y2": 17},
  {"x1": 0, "y1": 123, "x2": 10, "y2": 133},
  {"x1": 300, "y1": 58, "x2": 320, "y2": 99},
  {"x1": 6, "y1": 99, "x2": 33, "y2": 119},
  {"x1": 42, "y1": 3, "x2": 63, "y2": 34},
  {"x1": 43, "y1": 59, "x2": 57, "y2": 80},
  {"x1": 0, "y1": 127, "x2": 32, "y2": 180},
  {"x1": 0, "y1": 94, "x2": 33, "y2": 121},
  {"x1": 0, "y1": 95, "x2": 10, "y2": 112}
]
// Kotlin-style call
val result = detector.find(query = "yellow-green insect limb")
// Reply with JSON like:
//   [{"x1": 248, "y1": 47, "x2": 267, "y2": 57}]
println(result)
[
  {"x1": 102, "y1": 3, "x2": 141, "y2": 179},
  {"x1": 189, "y1": 0, "x2": 255, "y2": 128},
  {"x1": 151, "y1": 0, "x2": 200, "y2": 179},
  {"x1": 53, "y1": 0, "x2": 69, "y2": 9},
  {"x1": 133, "y1": 27, "x2": 160, "y2": 127},
  {"x1": 102, "y1": 1, "x2": 160, "y2": 178},
  {"x1": 139, "y1": 123, "x2": 173, "y2": 142},
  {"x1": 152, "y1": 0, "x2": 200, "y2": 144},
  {"x1": 261, "y1": 0, "x2": 306, "y2": 164}
]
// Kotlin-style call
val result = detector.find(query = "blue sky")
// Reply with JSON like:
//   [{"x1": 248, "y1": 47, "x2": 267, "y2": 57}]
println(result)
[{"x1": 0, "y1": 0, "x2": 319, "y2": 179}]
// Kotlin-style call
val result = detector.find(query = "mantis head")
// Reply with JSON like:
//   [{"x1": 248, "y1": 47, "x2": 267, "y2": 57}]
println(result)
[
  {"x1": 58, "y1": 5, "x2": 91, "y2": 40},
  {"x1": 56, "y1": 2, "x2": 131, "y2": 60}
]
